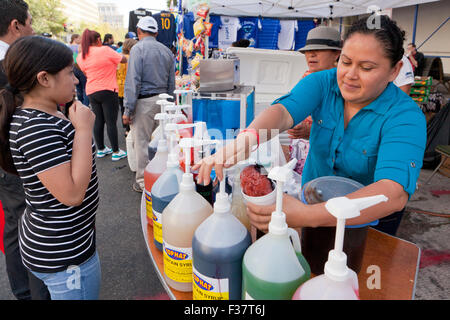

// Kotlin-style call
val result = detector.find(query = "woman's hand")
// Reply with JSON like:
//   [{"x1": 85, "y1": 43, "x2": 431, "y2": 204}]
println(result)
[
  {"x1": 287, "y1": 117, "x2": 312, "y2": 140},
  {"x1": 246, "y1": 193, "x2": 309, "y2": 233},
  {"x1": 69, "y1": 101, "x2": 95, "y2": 131},
  {"x1": 287, "y1": 122, "x2": 310, "y2": 139},
  {"x1": 193, "y1": 131, "x2": 257, "y2": 185}
]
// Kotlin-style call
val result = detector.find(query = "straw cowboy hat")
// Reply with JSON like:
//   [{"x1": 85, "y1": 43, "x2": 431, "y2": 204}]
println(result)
[{"x1": 298, "y1": 26, "x2": 342, "y2": 52}]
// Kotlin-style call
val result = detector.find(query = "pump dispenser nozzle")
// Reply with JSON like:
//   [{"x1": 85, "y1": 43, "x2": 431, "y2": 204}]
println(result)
[
  {"x1": 164, "y1": 104, "x2": 192, "y2": 114},
  {"x1": 158, "y1": 93, "x2": 174, "y2": 100},
  {"x1": 173, "y1": 89, "x2": 193, "y2": 106},
  {"x1": 266, "y1": 159, "x2": 297, "y2": 235},
  {"x1": 214, "y1": 168, "x2": 231, "y2": 214},
  {"x1": 163, "y1": 125, "x2": 181, "y2": 168},
  {"x1": 324, "y1": 195, "x2": 388, "y2": 281},
  {"x1": 178, "y1": 137, "x2": 221, "y2": 192},
  {"x1": 156, "y1": 99, "x2": 175, "y2": 114}
]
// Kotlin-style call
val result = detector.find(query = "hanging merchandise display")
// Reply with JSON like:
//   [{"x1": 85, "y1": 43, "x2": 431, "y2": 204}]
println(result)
[
  {"x1": 237, "y1": 17, "x2": 261, "y2": 48},
  {"x1": 292, "y1": 195, "x2": 388, "y2": 300},
  {"x1": 176, "y1": 3, "x2": 213, "y2": 89},
  {"x1": 154, "y1": 11, "x2": 177, "y2": 49},
  {"x1": 242, "y1": 159, "x2": 311, "y2": 300},
  {"x1": 192, "y1": 169, "x2": 252, "y2": 300},
  {"x1": 128, "y1": 8, "x2": 152, "y2": 34},
  {"x1": 277, "y1": 20, "x2": 297, "y2": 50},
  {"x1": 217, "y1": 16, "x2": 241, "y2": 50}
]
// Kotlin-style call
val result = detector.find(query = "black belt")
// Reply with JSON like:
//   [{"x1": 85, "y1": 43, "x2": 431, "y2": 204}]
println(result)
[{"x1": 138, "y1": 93, "x2": 159, "y2": 99}]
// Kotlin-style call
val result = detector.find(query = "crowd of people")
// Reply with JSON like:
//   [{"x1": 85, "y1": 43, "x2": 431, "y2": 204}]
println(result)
[{"x1": 0, "y1": 0, "x2": 427, "y2": 301}]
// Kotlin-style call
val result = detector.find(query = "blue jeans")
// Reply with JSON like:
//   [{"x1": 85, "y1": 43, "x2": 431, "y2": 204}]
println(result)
[{"x1": 31, "y1": 251, "x2": 101, "y2": 300}]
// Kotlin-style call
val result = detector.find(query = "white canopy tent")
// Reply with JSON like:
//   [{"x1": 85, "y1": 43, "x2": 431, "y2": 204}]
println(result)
[{"x1": 186, "y1": 0, "x2": 440, "y2": 18}]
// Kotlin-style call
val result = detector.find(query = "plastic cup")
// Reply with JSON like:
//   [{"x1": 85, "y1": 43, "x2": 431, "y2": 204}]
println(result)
[
  {"x1": 241, "y1": 186, "x2": 276, "y2": 242},
  {"x1": 300, "y1": 176, "x2": 378, "y2": 275},
  {"x1": 241, "y1": 188, "x2": 276, "y2": 206}
]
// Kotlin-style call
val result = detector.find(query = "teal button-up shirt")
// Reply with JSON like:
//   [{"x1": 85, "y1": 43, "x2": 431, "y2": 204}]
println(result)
[{"x1": 273, "y1": 68, "x2": 426, "y2": 197}]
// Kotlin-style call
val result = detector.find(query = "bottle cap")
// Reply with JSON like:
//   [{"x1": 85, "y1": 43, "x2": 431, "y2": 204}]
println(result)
[
  {"x1": 167, "y1": 152, "x2": 179, "y2": 168},
  {"x1": 157, "y1": 138, "x2": 168, "y2": 152},
  {"x1": 180, "y1": 172, "x2": 195, "y2": 191}
]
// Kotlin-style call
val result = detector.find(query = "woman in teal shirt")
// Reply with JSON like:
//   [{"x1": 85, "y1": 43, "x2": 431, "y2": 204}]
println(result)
[{"x1": 194, "y1": 16, "x2": 426, "y2": 235}]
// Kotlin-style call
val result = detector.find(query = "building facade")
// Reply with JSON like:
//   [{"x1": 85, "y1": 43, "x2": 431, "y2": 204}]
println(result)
[
  {"x1": 61, "y1": 0, "x2": 100, "y2": 28},
  {"x1": 97, "y1": 2, "x2": 124, "y2": 29}
]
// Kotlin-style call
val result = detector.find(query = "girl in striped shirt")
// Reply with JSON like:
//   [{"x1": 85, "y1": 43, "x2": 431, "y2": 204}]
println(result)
[{"x1": 0, "y1": 36, "x2": 100, "y2": 300}]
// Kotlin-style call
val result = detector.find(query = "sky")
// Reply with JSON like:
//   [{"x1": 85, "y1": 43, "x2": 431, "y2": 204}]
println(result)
[{"x1": 94, "y1": 0, "x2": 169, "y2": 27}]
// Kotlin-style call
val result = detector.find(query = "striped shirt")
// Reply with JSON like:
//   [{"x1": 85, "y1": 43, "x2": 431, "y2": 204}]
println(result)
[{"x1": 9, "y1": 108, "x2": 99, "y2": 273}]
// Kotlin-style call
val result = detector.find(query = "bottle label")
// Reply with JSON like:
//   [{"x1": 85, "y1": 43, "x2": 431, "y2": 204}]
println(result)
[
  {"x1": 153, "y1": 209, "x2": 162, "y2": 244},
  {"x1": 163, "y1": 242, "x2": 192, "y2": 283},
  {"x1": 145, "y1": 190, "x2": 153, "y2": 221},
  {"x1": 192, "y1": 266, "x2": 229, "y2": 300}
]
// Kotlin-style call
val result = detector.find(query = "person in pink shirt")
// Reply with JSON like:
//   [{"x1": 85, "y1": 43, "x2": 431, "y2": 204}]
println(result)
[{"x1": 77, "y1": 29, "x2": 128, "y2": 161}]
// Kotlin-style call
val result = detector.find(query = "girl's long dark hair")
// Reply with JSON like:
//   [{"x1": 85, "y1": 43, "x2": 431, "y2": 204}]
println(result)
[
  {"x1": 0, "y1": 35, "x2": 73, "y2": 174},
  {"x1": 81, "y1": 29, "x2": 101, "y2": 59}
]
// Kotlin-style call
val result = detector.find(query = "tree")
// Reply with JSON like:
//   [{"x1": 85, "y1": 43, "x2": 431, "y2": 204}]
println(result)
[
  {"x1": 28, "y1": 0, "x2": 66, "y2": 36},
  {"x1": 167, "y1": 0, "x2": 178, "y2": 9},
  {"x1": 73, "y1": 21, "x2": 126, "y2": 45}
]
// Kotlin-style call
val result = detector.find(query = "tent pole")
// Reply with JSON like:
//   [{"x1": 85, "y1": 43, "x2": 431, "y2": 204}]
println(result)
[
  {"x1": 178, "y1": 0, "x2": 183, "y2": 76},
  {"x1": 417, "y1": 17, "x2": 449, "y2": 50},
  {"x1": 339, "y1": 17, "x2": 342, "y2": 35},
  {"x1": 412, "y1": 4, "x2": 419, "y2": 44},
  {"x1": 205, "y1": 13, "x2": 210, "y2": 59}
]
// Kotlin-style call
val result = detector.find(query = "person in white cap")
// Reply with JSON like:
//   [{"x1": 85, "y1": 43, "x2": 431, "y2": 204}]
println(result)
[{"x1": 123, "y1": 16, "x2": 175, "y2": 192}]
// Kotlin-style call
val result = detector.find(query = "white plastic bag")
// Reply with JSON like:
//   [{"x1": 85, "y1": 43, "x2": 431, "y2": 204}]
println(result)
[{"x1": 126, "y1": 127, "x2": 137, "y2": 172}]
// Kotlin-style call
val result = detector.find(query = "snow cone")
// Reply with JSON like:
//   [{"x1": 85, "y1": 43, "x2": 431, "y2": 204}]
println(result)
[{"x1": 240, "y1": 165, "x2": 276, "y2": 206}]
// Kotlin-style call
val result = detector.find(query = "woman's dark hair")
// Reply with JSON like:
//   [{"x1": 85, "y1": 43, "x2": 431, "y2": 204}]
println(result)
[
  {"x1": 81, "y1": 29, "x2": 101, "y2": 59},
  {"x1": 103, "y1": 33, "x2": 113, "y2": 45},
  {"x1": 0, "y1": 36, "x2": 73, "y2": 174},
  {"x1": 344, "y1": 15, "x2": 405, "y2": 67}
]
